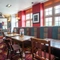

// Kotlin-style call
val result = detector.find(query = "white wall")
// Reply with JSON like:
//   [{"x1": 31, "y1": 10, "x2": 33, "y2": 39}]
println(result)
[
  {"x1": 11, "y1": 15, "x2": 16, "y2": 32},
  {"x1": 11, "y1": 14, "x2": 18, "y2": 32}
]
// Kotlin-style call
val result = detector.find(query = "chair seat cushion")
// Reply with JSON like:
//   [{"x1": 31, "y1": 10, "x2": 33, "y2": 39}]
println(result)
[
  {"x1": 0, "y1": 36, "x2": 3, "y2": 39},
  {"x1": 12, "y1": 44, "x2": 22, "y2": 51},
  {"x1": 35, "y1": 51, "x2": 55, "y2": 60},
  {"x1": 0, "y1": 39, "x2": 3, "y2": 43},
  {"x1": 0, "y1": 43, "x2": 4, "y2": 48}
]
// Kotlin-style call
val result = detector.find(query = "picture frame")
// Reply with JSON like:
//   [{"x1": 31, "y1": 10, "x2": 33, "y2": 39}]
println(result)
[{"x1": 33, "y1": 13, "x2": 39, "y2": 23}]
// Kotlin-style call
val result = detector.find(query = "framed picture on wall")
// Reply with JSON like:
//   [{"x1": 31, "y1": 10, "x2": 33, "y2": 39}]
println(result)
[{"x1": 33, "y1": 13, "x2": 39, "y2": 23}]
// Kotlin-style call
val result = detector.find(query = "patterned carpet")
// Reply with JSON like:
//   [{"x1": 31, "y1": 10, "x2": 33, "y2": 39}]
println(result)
[
  {"x1": 0, "y1": 42, "x2": 7, "y2": 60},
  {"x1": 0, "y1": 40, "x2": 32, "y2": 60}
]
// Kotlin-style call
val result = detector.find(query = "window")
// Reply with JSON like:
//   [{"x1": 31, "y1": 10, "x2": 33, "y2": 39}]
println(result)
[
  {"x1": 45, "y1": 7, "x2": 52, "y2": 16},
  {"x1": 44, "y1": 7, "x2": 52, "y2": 26},
  {"x1": 26, "y1": 13, "x2": 32, "y2": 27},
  {"x1": 44, "y1": 1, "x2": 60, "y2": 26},
  {"x1": 31, "y1": 13, "x2": 32, "y2": 19},
  {"x1": 45, "y1": 17, "x2": 52, "y2": 26},
  {"x1": 26, "y1": 21, "x2": 30, "y2": 27},
  {"x1": 54, "y1": 5, "x2": 60, "y2": 14},
  {"x1": 0, "y1": 18, "x2": 7, "y2": 29},
  {"x1": 26, "y1": 14, "x2": 30, "y2": 20},
  {"x1": 3, "y1": 21, "x2": 7, "y2": 29},
  {"x1": 55, "y1": 17, "x2": 60, "y2": 26}
]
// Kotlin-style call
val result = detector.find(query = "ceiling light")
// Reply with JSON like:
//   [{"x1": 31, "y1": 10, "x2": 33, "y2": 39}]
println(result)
[{"x1": 6, "y1": 4, "x2": 11, "y2": 8}]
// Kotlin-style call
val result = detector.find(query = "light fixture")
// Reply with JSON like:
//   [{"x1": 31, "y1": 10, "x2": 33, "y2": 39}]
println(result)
[
  {"x1": 0, "y1": 12, "x2": 5, "y2": 18},
  {"x1": 16, "y1": 17, "x2": 20, "y2": 20},
  {"x1": 8, "y1": 17, "x2": 11, "y2": 22},
  {"x1": 15, "y1": 14, "x2": 20, "y2": 20},
  {"x1": 6, "y1": 4, "x2": 11, "y2": 8}
]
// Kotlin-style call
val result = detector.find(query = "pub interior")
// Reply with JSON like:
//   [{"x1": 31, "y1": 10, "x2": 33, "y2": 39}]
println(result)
[{"x1": 0, "y1": 0, "x2": 60, "y2": 60}]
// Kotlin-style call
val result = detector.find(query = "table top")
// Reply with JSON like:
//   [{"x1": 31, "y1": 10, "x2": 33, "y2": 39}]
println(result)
[
  {"x1": 5, "y1": 32, "x2": 20, "y2": 37},
  {"x1": 11, "y1": 35, "x2": 34, "y2": 42},
  {"x1": 5, "y1": 33, "x2": 60, "y2": 49},
  {"x1": 44, "y1": 38, "x2": 60, "y2": 49},
  {"x1": 11, "y1": 37, "x2": 60, "y2": 49}
]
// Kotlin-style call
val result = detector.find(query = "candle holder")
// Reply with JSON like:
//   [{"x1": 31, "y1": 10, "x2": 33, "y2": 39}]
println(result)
[{"x1": 20, "y1": 32, "x2": 24, "y2": 37}]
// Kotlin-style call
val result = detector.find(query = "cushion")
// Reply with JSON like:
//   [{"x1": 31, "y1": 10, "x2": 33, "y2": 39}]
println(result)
[
  {"x1": 0, "y1": 39, "x2": 3, "y2": 43},
  {"x1": 12, "y1": 44, "x2": 22, "y2": 51},
  {"x1": 35, "y1": 51, "x2": 55, "y2": 60},
  {"x1": 0, "y1": 36, "x2": 3, "y2": 39}
]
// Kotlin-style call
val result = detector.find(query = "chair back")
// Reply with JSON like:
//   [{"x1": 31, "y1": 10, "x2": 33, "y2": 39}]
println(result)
[
  {"x1": 2, "y1": 32, "x2": 5, "y2": 37},
  {"x1": 31, "y1": 38, "x2": 51, "y2": 60},
  {"x1": 4, "y1": 39, "x2": 11, "y2": 50}
]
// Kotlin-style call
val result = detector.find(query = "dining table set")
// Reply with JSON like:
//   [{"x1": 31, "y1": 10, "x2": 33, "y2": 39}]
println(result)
[{"x1": 4, "y1": 32, "x2": 60, "y2": 59}]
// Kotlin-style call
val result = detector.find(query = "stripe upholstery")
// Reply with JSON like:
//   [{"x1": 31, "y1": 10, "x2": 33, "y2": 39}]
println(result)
[
  {"x1": 58, "y1": 27, "x2": 60, "y2": 39},
  {"x1": 52, "y1": 27, "x2": 58, "y2": 39},
  {"x1": 40, "y1": 27, "x2": 44, "y2": 39},
  {"x1": 14, "y1": 26, "x2": 60, "y2": 39}
]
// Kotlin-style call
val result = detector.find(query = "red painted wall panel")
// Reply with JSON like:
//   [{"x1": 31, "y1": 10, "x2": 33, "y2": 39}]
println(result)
[
  {"x1": 32, "y1": 3, "x2": 40, "y2": 13},
  {"x1": 33, "y1": 23, "x2": 40, "y2": 27},
  {"x1": 18, "y1": 11, "x2": 26, "y2": 27},
  {"x1": 18, "y1": 11, "x2": 22, "y2": 27},
  {"x1": 32, "y1": 3, "x2": 44, "y2": 27},
  {"x1": 32, "y1": 3, "x2": 40, "y2": 27},
  {"x1": 21, "y1": 11, "x2": 25, "y2": 27},
  {"x1": 18, "y1": 3, "x2": 44, "y2": 27},
  {"x1": 40, "y1": 3, "x2": 44, "y2": 26}
]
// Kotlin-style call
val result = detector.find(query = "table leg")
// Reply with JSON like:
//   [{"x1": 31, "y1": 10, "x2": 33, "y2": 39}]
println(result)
[{"x1": 22, "y1": 42, "x2": 25, "y2": 60}]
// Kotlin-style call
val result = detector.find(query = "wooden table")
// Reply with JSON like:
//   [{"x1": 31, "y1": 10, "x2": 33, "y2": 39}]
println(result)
[
  {"x1": 44, "y1": 38, "x2": 60, "y2": 49},
  {"x1": 5, "y1": 32, "x2": 20, "y2": 37},
  {"x1": 11, "y1": 35, "x2": 33, "y2": 42},
  {"x1": 5, "y1": 33, "x2": 60, "y2": 49},
  {"x1": 4, "y1": 33, "x2": 60, "y2": 49},
  {"x1": 5, "y1": 34, "x2": 60, "y2": 58},
  {"x1": 10, "y1": 35, "x2": 33, "y2": 59},
  {"x1": 5, "y1": 33, "x2": 33, "y2": 51},
  {"x1": 11, "y1": 35, "x2": 33, "y2": 51},
  {"x1": 44, "y1": 38, "x2": 60, "y2": 58}
]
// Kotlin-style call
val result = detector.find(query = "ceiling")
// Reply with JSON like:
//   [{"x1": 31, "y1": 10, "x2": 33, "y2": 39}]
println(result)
[{"x1": 0, "y1": 0, "x2": 48, "y2": 15}]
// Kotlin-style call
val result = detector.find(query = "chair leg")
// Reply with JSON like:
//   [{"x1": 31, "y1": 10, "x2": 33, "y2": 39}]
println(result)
[
  {"x1": 10, "y1": 51, "x2": 13, "y2": 60},
  {"x1": 7, "y1": 49, "x2": 12, "y2": 60},
  {"x1": 19, "y1": 49, "x2": 22, "y2": 58},
  {"x1": 7, "y1": 50, "x2": 9, "y2": 59}
]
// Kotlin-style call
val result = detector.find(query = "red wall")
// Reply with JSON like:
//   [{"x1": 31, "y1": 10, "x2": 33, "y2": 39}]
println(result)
[
  {"x1": 18, "y1": 3, "x2": 44, "y2": 27},
  {"x1": 18, "y1": 11, "x2": 25, "y2": 27},
  {"x1": 32, "y1": 3, "x2": 40, "y2": 14},
  {"x1": 40, "y1": 3, "x2": 44, "y2": 26},
  {"x1": 18, "y1": 11, "x2": 22, "y2": 27},
  {"x1": 32, "y1": 3, "x2": 44, "y2": 27},
  {"x1": 21, "y1": 11, "x2": 25, "y2": 27}
]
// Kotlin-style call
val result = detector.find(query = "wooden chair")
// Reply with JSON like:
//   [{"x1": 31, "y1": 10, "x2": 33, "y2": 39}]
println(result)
[
  {"x1": 31, "y1": 38, "x2": 55, "y2": 60},
  {"x1": 3, "y1": 38, "x2": 22, "y2": 60},
  {"x1": 0, "y1": 32, "x2": 3, "y2": 39},
  {"x1": 0, "y1": 31, "x2": 6, "y2": 48}
]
